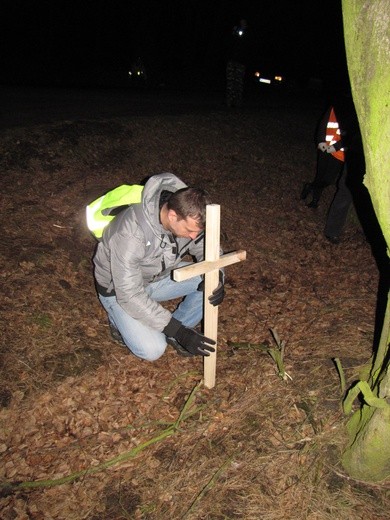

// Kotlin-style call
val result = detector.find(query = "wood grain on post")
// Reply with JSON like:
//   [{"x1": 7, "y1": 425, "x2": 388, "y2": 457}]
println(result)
[{"x1": 173, "y1": 204, "x2": 246, "y2": 388}]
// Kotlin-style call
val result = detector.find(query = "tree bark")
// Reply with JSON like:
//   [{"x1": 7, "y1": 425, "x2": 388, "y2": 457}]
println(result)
[{"x1": 341, "y1": 0, "x2": 390, "y2": 482}]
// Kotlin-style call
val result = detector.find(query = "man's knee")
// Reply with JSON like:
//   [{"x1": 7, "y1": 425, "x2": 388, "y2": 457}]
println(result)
[
  {"x1": 127, "y1": 340, "x2": 166, "y2": 362},
  {"x1": 143, "y1": 347, "x2": 166, "y2": 362}
]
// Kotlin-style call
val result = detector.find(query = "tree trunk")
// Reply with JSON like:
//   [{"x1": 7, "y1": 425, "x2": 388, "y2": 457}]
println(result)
[
  {"x1": 341, "y1": 0, "x2": 390, "y2": 482},
  {"x1": 342, "y1": 305, "x2": 390, "y2": 481}
]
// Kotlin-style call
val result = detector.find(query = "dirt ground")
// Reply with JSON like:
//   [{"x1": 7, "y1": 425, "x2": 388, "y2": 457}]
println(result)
[{"x1": 0, "y1": 86, "x2": 389, "y2": 519}]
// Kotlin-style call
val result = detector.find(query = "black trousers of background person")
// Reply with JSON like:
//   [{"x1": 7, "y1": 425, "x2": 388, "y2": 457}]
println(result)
[
  {"x1": 312, "y1": 150, "x2": 345, "y2": 201},
  {"x1": 324, "y1": 166, "x2": 353, "y2": 239}
]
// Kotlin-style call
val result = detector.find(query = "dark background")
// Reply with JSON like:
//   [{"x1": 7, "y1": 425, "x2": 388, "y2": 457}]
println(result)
[{"x1": 0, "y1": 0, "x2": 349, "y2": 94}]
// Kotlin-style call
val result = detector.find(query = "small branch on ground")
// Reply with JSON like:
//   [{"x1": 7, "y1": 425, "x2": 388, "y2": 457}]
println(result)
[{"x1": 0, "y1": 383, "x2": 203, "y2": 497}]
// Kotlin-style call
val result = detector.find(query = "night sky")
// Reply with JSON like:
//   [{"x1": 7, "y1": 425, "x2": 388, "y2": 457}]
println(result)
[{"x1": 0, "y1": 0, "x2": 348, "y2": 91}]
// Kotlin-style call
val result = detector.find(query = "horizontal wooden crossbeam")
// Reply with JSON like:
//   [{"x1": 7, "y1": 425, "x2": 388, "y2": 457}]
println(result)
[{"x1": 172, "y1": 250, "x2": 247, "y2": 282}]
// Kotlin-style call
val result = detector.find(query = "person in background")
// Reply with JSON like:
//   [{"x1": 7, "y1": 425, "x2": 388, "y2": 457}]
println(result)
[
  {"x1": 226, "y1": 18, "x2": 251, "y2": 108},
  {"x1": 323, "y1": 98, "x2": 364, "y2": 244},
  {"x1": 92, "y1": 173, "x2": 225, "y2": 360},
  {"x1": 301, "y1": 105, "x2": 345, "y2": 208}
]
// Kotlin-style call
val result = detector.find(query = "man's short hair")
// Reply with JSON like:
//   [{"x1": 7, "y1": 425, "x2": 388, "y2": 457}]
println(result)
[{"x1": 168, "y1": 187, "x2": 212, "y2": 228}]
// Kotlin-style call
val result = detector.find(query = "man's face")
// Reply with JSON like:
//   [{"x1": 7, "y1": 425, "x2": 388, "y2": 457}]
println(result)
[{"x1": 167, "y1": 210, "x2": 202, "y2": 240}]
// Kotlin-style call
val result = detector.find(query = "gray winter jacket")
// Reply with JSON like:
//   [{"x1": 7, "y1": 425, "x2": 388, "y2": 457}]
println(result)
[{"x1": 93, "y1": 173, "x2": 205, "y2": 331}]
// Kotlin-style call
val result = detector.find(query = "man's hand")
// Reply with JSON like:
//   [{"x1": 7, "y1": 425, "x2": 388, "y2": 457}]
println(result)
[
  {"x1": 208, "y1": 270, "x2": 225, "y2": 306},
  {"x1": 317, "y1": 142, "x2": 328, "y2": 152},
  {"x1": 198, "y1": 270, "x2": 225, "y2": 306},
  {"x1": 163, "y1": 318, "x2": 216, "y2": 356},
  {"x1": 175, "y1": 326, "x2": 216, "y2": 356}
]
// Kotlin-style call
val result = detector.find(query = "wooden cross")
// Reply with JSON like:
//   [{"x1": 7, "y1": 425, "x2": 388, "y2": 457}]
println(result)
[{"x1": 173, "y1": 204, "x2": 246, "y2": 389}]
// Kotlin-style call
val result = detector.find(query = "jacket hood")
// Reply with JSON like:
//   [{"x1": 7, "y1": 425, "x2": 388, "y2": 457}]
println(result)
[{"x1": 141, "y1": 172, "x2": 188, "y2": 240}]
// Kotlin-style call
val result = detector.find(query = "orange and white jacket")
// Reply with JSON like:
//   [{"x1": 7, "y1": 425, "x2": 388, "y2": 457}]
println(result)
[{"x1": 321, "y1": 107, "x2": 345, "y2": 162}]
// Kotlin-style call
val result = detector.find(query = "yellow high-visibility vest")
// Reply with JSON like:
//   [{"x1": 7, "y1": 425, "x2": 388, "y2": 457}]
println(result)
[{"x1": 86, "y1": 184, "x2": 144, "y2": 239}]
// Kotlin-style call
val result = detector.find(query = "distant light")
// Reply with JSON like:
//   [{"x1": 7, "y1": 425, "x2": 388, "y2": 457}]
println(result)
[
  {"x1": 274, "y1": 76, "x2": 283, "y2": 82},
  {"x1": 259, "y1": 78, "x2": 271, "y2": 84},
  {"x1": 238, "y1": 30, "x2": 243, "y2": 36},
  {"x1": 254, "y1": 71, "x2": 260, "y2": 77}
]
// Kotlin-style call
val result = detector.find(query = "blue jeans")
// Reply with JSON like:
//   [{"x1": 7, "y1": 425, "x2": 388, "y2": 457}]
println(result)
[{"x1": 98, "y1": 266, "x2": 203, "y2": 361}]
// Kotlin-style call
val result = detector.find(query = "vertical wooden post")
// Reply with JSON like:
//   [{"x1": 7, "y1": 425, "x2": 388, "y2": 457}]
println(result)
[
  {"x1": 203, "y1": 205, "x2": 220, "y2": 389},
  {"x1": 172, "y1": 205, "x2": 246, "y2": 388}
]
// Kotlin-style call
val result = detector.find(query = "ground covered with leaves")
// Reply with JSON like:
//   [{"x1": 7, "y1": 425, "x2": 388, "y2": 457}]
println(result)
[{"x1": 0, "y1": 87, "x2": 389, "y2": 519}]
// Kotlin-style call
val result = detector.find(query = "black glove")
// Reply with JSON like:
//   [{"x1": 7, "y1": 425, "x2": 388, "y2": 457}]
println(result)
[
  {"x1": 198, "y1": 270, "x2": 225, "y2": 306},
  {"x1": 163, "y1": 318, "x2": 216, "y2": 356}
]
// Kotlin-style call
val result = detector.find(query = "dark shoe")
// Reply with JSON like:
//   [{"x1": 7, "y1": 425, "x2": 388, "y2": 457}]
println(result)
[
  {"x1": 300, "y1": 183, "x2": 312, "y2": 200},
  {"x1": 166, "y1": 337, "x2": 195, "y2": 357},
  {"x1": 307, "y1": 198, "x2": 319, "y2": 208},
  {"x1": 325, "y1": 235, "x2": 340, "y2": 244},
  {"x1": 109, "y1": 322, "x2": 126, "y2": 345}
]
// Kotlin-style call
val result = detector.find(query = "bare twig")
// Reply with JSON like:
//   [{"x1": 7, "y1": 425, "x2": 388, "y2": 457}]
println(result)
[{"x1": 181, "y1": 453, "x2": 236, "y2": 519}]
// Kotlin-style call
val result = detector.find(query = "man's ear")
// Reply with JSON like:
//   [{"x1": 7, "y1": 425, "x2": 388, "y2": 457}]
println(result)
[{"x1": 167, "y1": 209, "x2": 178, "y2": 223}]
